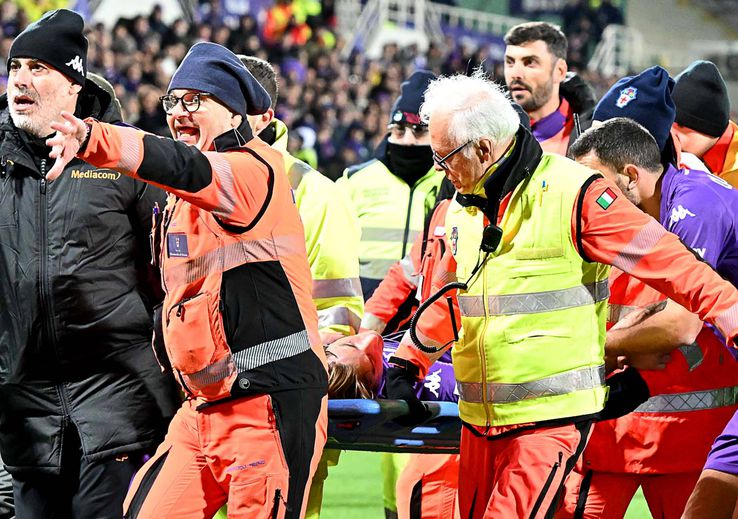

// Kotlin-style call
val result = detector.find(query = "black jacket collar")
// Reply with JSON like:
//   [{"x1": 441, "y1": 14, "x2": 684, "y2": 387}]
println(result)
[
  {"x1": 457, "y1": 125, "x2": 543, "y2": 222},
  {"x1": 212, "y1": 119, "x2": 255, "y2": 152}
]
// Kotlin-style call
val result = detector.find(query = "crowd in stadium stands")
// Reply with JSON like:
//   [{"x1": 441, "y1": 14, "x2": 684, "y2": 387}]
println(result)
[{"x1": 0, "y1": 0, "x2": 620, "y2": 180}]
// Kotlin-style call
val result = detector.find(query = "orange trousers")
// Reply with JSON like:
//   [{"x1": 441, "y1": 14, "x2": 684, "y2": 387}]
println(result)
[
  {"x1": 559, "y1": 469, "x2": 699, "y2": 519},
  {"x1": 396, "y1": 453, "x2": 460, "y2": 519},
  {"x1": 123, "y1": 389, "x2": 327, "y2": 519},
  {"x1": 458, "y1": 421, "x2": 592, "y2": 519}
]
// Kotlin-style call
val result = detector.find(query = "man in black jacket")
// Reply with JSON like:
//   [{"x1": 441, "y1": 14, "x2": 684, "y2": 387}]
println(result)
[{"x1": 0, "y1": 10, "x2": 178, "y2": 518}]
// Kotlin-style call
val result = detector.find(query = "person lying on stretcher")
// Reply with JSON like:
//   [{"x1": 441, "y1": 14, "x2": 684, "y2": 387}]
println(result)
[{"x1": 326, "y1": 331, "x2": 457, "y2": 402}]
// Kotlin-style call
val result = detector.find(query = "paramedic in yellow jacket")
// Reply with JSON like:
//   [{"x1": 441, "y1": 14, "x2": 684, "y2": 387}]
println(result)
[
  {"x1": 388, "y1": 71, "x2": 738, "y2": 519},
  {"x1": 240, "y1": 55, "x2": 363, "y2": 342},
  {"x1": 338, "y1": 70, "x2": 445, "y2": 301}
]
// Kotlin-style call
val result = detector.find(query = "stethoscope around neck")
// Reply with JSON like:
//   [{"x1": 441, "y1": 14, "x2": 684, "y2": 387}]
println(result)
[{"x1": 409, "y1": 220, "x2": 503, "y2": 354}]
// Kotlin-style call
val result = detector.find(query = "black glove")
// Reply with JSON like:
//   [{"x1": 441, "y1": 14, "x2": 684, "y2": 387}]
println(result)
[
  {"x1": 386, "y1": 358, "x2": 432, "y2": 427},
  {"x1": 597, "y1": 367, "x2": 650, "y2": 421}
]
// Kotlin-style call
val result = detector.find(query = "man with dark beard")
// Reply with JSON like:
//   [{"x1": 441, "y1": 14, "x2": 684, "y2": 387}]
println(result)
[
  {"x1": 339, "y1": 70, "x2": 445, "y2": 301},
  {"x1": 504, "y1": 21, "x2": 596, "y2": 155}
]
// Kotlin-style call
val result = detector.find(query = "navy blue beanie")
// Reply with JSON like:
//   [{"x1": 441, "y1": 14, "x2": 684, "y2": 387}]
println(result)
[
  {"x1": 593, "y1": 66, "x2": 675, "y2": 152},
  {"x1": 390, "y1": 69, "x2": 437, "y2": 125},
  {"x1": 169, "y1": 42, "x2": 271, "y2": 117}
]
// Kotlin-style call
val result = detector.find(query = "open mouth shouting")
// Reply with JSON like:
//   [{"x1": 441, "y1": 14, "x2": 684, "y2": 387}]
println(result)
[
  {"x1": 173, "y1": 122, "x2": 200, "y2": 145},
  {"x1": 12, "y1": 93, "x2": 37, "y2": 114}
]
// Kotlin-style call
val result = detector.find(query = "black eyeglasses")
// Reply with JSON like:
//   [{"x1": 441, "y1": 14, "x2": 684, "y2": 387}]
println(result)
[
  {"x1": 432, "y1": 140, "x2": 473, "y2": 170},
  {"x1": 159, "y1": 92, "x2": 213, "y2": 114},
  {"x1": 387, "y1": 122, "x2": 429, "y2": 140}
]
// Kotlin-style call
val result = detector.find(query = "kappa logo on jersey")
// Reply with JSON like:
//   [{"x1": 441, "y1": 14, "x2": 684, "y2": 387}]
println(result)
[
  {"x1": 616, "y1": 86, "x2": 637, "y2": 108},
  {"x1": 65, "y1": 55, "x2": 84, "y2": 75},
  {"x1": 670, "y1": 204, "x2": 696, "y2": 224},
  {"x1": 423, "y1": 369, "x2": 442, "y2": 398},
  {"x1": 450, "y1": 226, "x2": 459, "y2": 255}
]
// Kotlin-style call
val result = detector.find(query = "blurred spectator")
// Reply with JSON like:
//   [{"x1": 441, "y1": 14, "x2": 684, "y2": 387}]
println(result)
[
  {"x1": 0, "y1": 1, "x2": 623, "y2": 181},
  {"x1": 134, "y1": 83, "x2": 168, "y2": 135}
]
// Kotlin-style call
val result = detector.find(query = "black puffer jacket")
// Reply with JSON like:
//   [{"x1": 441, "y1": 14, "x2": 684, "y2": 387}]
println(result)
[{"x1": 0, "y1": 79, "x2": 179, "y2": 475}]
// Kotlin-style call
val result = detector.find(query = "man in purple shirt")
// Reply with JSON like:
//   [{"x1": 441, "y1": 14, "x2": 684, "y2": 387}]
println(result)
[{"x1": 570, "y1": 117, "x2": 738, "y2": 519}]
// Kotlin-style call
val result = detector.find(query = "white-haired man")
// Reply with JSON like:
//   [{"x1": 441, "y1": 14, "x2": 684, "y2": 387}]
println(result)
[{"x1": 385, "y1": 71, "x2": 738, "y2": 518}]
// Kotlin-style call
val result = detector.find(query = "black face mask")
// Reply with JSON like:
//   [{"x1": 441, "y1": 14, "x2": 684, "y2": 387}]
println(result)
[{"x1": 387, "y1": 142, "x2": 434, "y2": 186}]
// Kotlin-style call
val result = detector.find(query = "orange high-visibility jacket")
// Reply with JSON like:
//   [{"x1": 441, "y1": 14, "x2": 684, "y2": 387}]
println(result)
[
  {"x1": 79, "y1": 121, "x2": 327, "y2": 402},
  {"x1": 582, "y1": 268, "x2": 738, "y2": 474},
  {"x1": 703, "y1": 120, "x2": 738, "y2": 188}
]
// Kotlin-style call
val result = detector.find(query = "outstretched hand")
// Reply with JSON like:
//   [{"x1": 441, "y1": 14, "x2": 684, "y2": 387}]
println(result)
[{"x1": 45, "y1": 111, "x2": 88, "y2": 181}]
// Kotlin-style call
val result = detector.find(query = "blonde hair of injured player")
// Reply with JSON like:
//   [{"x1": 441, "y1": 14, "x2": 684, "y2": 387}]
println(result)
[{"x1": 325, "y1": 331, "x2": 385, "y2": 399}]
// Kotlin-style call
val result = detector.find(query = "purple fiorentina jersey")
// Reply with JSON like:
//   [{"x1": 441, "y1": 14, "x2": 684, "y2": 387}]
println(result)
[
  {"x1": 705, "y1": 410, "x2": 738, "y2": 475},
  {"x1": 667, "y1": 165, "x2": 738, "y2": 475},
  {"x1": 659, "y1": 165, "x2": 738, "y2": 287},
  {"x1": 378, "y1": 341, "x2": 458, "y2": 403}
]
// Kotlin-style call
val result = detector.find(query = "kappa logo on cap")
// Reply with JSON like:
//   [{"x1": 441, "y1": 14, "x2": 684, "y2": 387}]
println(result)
[
  {"x1": 616, "y1": 86, "x2": 637, "y2": 108},
  {"x1": 65, "y1": 55, "x2": 84, "y2": 75}
]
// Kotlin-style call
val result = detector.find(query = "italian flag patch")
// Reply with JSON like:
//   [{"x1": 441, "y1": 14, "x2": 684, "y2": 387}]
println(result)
[{"x1": 596, "y1": 188, "x2": 617, "y2": 209}]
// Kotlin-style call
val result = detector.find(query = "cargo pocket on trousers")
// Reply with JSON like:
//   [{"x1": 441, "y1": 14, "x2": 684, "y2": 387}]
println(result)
[{"x1": 228, "y1": 474, "x2": 289, "y2": 519}]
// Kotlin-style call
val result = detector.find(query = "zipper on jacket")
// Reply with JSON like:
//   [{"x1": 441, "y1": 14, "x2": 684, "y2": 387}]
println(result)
[
  {"x1": 38, "y1": 160, "x2": 58, "y2": 350},
  {"x1": 401, "y1": 184, "x2": 417, "y2": 258},
  {"x1": 529, "y1": 451, "x2": 563, "y2": 519},
  {"x1": 166, "y1": 293, "x2": 201, "y2": 325},
  {"x1": 159, "y1": 199, "x2": 178, "y2": 293},
  {"x1": 480, "y1": 250, "x2": 492, "y2": 427},
  {"x1": 272, "y1": 488, "x2": 288, "y2": 519}
]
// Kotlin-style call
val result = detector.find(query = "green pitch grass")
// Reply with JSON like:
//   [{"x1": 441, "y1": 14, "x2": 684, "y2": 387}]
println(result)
[{"x1": 320, "y1": 451, "x2": 653, "y2": 518}]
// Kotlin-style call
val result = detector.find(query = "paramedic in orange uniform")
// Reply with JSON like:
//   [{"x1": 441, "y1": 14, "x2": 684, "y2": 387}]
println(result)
[{"x1": 45, "y1": 42, "x2": 327, "y2": 519}]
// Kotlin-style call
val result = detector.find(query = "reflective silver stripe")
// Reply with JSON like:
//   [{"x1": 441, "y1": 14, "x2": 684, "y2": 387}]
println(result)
[
  {"x1": 232, "y1": 330, "x2": 311, "y2": 372},
  {"x1": 399, "y1": 255, "x2": 419, "y2": 286},
  {"x1": 287, "y1": 160, "x2": 311, "y2": 190},
  {"x1": 360, "y1": 312, "x2": 387, "y2": 333},
  {"x1": 612, "y1": 219, "x2": 667, "y2": 272},
  {"x1": 164, "y1": 234, "x2": 304, "y2": 288},
  {"x1": 635, "y1": 385, "x2": 738, "y2": 413},
  {"x1": 182, "y1": 354, "x2": 236, "y2": 390},
  {"x1": 434, "y1": 269, "x2": 458, "y2": 287},
  {"x1": 412, "y1": 328, "x2": 449, "y2": 354},
  {"x1": 608, "y1": 303, "x2": 640, "y2": 323},
  {"x1": 457, "y1": 365, "x2": 606, "y2": 404},
  {"x1": 458, "y1": 280, "x2": 609, "y2": 317},
  {"x1": 362, "y1": 227, "x2": 420, "y2": 243},
  {"x1": 678, "y1": 343, "x2": 704, "y2": 371},
  {"x1": 312, "y1": 278, "x2": 363, "y2": 299},
  {"x1": 207, "y1": 152, "x2": 237, "y2": 219},
  {"x1": 715, "y1": 302, "x2": 738, "y2": 340},
  {"x1": 116, "y1": 125, "x2": 143, "y2": 173},
  {"x1": 360, "y1": 259, "x2": 396, "y2": 280},
  {"x1": 318, "y1": 307, "x2": 362, "y2": 332}
]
